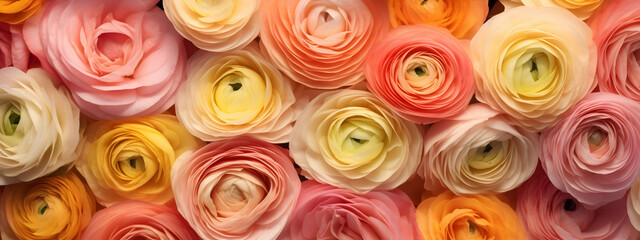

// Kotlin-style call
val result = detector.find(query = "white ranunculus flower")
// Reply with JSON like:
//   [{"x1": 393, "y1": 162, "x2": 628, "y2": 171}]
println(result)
[
  {"x1": 163, "y1": 0, "x2": 260, "y2": 52},
  {"x1": 419, "y1": 104, "x2": 539, "y2": 195},
  {"x1": 0, "y1": 67, "x2": 81, "y2": 185},
  {"x1": 289, "y1": 89, "x2": 423, "y2": 193}
]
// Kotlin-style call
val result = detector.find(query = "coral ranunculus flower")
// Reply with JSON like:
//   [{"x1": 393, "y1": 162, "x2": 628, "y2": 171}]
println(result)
[
  {"x1": 0, "y1": 171, "x2": 96, "y2": 240},
  {"x1": 388, "y1": 0, "x2": 488, "y2": 39},
  {"x1": 0, "y1": 0, "x2": 45, "y2": 24},
  {"x1": 259, "y1": 0, "x2": 390, "y2": 89},
  {"x1": 471, "y1": 6, "x2": 597, "y2": 131},
  {"x1": 416, "y1": 191, "x2": 527, "y2": 240},
  {"x1": 365, "y1": 24, "x2": 475, "y2": 124}
]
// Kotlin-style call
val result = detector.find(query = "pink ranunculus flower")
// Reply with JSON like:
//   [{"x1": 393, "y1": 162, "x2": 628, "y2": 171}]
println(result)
[
  {"x1": 364, "y1": 25, "x2": 475, "y2": 124},
  {"x1": 540, "y1": 92, "x2": 640, "y2": 209},
  {"x1": 588, "y1": 0, "x2": 640, "y2": 103},
  {"x1": 517, "y1": 168, "x2": 636, "y2": 240},
  {"x1": 80, "y1": 200, "x2": 199, "y2": 240},
  {"x1": 22, "y1": 0, "x2": 187, "y2": 120},
  {"x1": 171, "y1": 137, "x2": 301, "y2": 240},
  {"x1": 280, "y1": 180, "x2": 422, "y2": 240},
  {"x1": 259, "y1": 0, "x2": 390, "y2": 89},
  {"x1": 0, "y1": 23, "x2": 29, "y2": 71}
]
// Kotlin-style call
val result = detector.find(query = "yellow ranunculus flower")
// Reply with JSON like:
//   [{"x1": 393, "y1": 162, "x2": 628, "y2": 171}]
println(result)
[
  {"x1": 175, "y1": 45, "x2": 296, "y2": 143},
  {"x1": 0, "y1": 171, "x2": 96, "y2": 240},
  {"x1": 0, "y1": 0, "x2": 45, "y2": 24},
  {"x1": 76, "y1": 114, "x2": 203, "y2": 207},
  {"x1": 501, "y1": 0, "x2": 603, "y2": 20}
]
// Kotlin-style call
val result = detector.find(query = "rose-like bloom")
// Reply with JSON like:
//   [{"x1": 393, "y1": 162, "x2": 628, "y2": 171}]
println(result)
[
  {"x1": 259, "y1": 0, "x2": 389, "y2": 89},
  {"x1": 0, "y1": 0, "x2": 45, "y2": 24},
  {"x1": 419, "y1": 104, "x2": 538, "y2": 195},
  {"x1": 416, "y1": 191, "x2": 526, "y2": 239},
  {"x1": 171, "y1": 137, "x2": 300, "y2": 240},
  {"x1": 500, "y1": 0, "x2": 603, "y2": 20},
  {"x1": 0, "y1": 67, "x2": 81, "y2": 185},
  {"x1": 290, "y1": 89, "x2": 423, "y2": 193},
  {"x1": 23, "y1": 0, "x2": 186, "y2": 120},
  {"x1": 80, "y1": 200, "x2": 198, "y2": 240},
  {"x1": 540, "y1": 92, "x2": 640, "y2": 209},
  {"x1": 0, "y1": 23, "x2": 29, "y2": 71},
  {"x1": 76, "y1": 114, "x2": 202, "y2": 207},
  {"x1": 518, "y1": 169, "x2": 636, "y2": 239},
  {"x1": 588, "y1": 0, "x2": 640, "y2": 103},
  {"x1": 471, "y1": 6, "x2": 596, "y2": 131},
  {"x1": 280, "y1": 180, "x2": 422, "y2": 240},
  {"x1": 163, "y1": 0, "x2": 259, "y2": 52},
  {"x1": 364, "y1": 25, "x2": 475, "y2": 124},
  {"x1": 175, "y1": 47, "x2": 296, "y2": 143},
  {"x1": 0, "y1": 171, "x2": 96, "y2": 240},
  {"x1": 387, "y1": 0, "x2": 488, "y2": 39}
]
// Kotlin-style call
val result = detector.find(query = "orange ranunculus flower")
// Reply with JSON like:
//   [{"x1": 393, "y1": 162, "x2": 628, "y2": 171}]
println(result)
[
  {"x1": 0, "y1": 0, "x2": 45, "y2": 24},
  {"x1": 416, "y1": 191, "x2": 526, "y2": 240},
  {"x1": 387, "y1": 0, "x2": 488, "y2": 39},
  {"x1": 0, "y1": 171, "x2": 96, "y2": 240}
]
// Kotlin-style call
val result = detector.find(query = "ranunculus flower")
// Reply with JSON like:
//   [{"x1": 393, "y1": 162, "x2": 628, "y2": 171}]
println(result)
[
  {"x1": 280, "y1": 180, "x2": 422, "y2": 240},
  {"x1": 588, "y1": 0, "x2": 640, "y2": 103},
  {"x1": 171, "y1": 137, "x2": 301, "y2": 240},
  {"x1": 76, "y1": 114, "x2": 203, "y2": 207},
  {"x1": 290, "y1": 89, "x2": 423, "y2": 193},
  {"x1": 0, "y1": 0, "x2": 45, "y2": 24},
  {"x1": 0, "y1": 23, "x2": 30, "y2": 71},
  {"x1": 416, "y1": 191, "x2": 526, "y2": 239},
  {"x1": 175, "y1": 46, "x2": 296, "y2": 143},
  {"x1": 501, "y1": 0, "x2": 603, "y2": 20},
  {"x1": 0, "y1": 67, "x2": 81, "y2": 185},
  {"x1": 518, "y1": 168, "x2": 636, "y2": 239},
  {"x1": 471, "y1": 6, "x2": 596, "y2": 131},
  {"x1": 259, "y1": 0, "x2": 389, "y2": 89},
  {"x1": 419, "y1": 104, "x2": 538, "y2": 195},
  {"x1": 540, "y1": 92, "x2": 640, "y2": 209},
  {"x1": 387, "y1": 0, "x2": 488, "y2": 39},
  {"x1": 80, "y1": 200, "x2": 199, "y2": 240},
  {"x1": 0, "y1": 171, "x2": 96, "y2": 240},
  {"x1": 23, "y1": 0, "x2": 186, "y2": 120},
  {"x1": 163, "y1": 0, "x2": 259, "y2": 52},
  {"x1": 364, "y1": 25, "x2": 475, "y2": 124}
]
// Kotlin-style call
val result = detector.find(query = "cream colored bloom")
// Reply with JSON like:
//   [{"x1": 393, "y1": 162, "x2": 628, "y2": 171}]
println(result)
[
  {"x1": 175, "y1": 46, "x2": 296, "y2": 143},
  {"x1": 163, "y1": 0, "x2": 259, "y2": 52},
  {"x1": 0, "y1": 67, "x2": 81, "y2": 185},
  {"x1": 290, "y1": 89, "x2": 423, "y2": 193},
  {"x1": 500, "y1": 0, "x2": 603, "y2": 19},
  {"x1": 419, "y1": 104, "x2": 539, "y2": 195},
  {"x1": 471, "y1": 7, "x2": 596, "y2": 131},
  {"x1": 76, "y1": 114, "x2": 203, "y2": 207},
  {"x1": 628, "y1": 180, "x2": 640, "y2": 231}
]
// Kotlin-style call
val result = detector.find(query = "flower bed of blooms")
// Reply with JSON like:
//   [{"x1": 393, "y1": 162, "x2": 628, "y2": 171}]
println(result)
[{"x1": 0, "y1": 0, "x2": 639, "y2": 239}]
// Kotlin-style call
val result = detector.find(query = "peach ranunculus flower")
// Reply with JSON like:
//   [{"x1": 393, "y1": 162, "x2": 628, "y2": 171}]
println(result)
[
  {"x1": 519, "y1": 168, "x2": 636, "y2": 240},
  {"x1": 259, "y1": 0, "x2": 389, "y2": 89},
  {"x1": 364, "y1": 24, "x2": 475, "y2": 124},
  {"x1": 419, "y1": 104, "x2": 539, "y2": 195},
  {"x1": 23, "y1": 0, "x2": 187, "y2": 120},
  {"x1": 280, "y1": 180, "x2": 422, "y2": 240},
  {"x1": 76, "y1": 114, "x2": 203, "y2": 207},
  {"x1": 416, "y1": 191, "x2": 527, "y2": 240},
  {"x1": 471, "y1": 6, "x2": 596, "y2": 132},
  {"x1": 290, "y1": 89, "x2": 423, "y2": 193},
  {"x1": 80, "y1": 200, "x2": 199, "y2": 240},
  {"x1": 387, "y1": 0, "x2": 488, "y2": 39},
  {"x1": 171, "y1": 137, "x2": 301, "y2": 240},
  {"x1": 0, "y1": 67, "x2": 81, "y2": 185},
  {"x1": 588, "y1": 0, "x2": 640, "y2": 103},
  {"x1": 163, "y1": 0, "x2": 259, "y2": 52},
  {"x1": 175, "y1": 46, "x2": 296, "y2": 143},
  {"x1": 500, "y1": 0, "x2": 603, "y2": 20},
  {"x1": 0, "y1": 0, "x2": 45, "y2": 24},
  {"x1": 540, "y1": 92, "x2": 640, "y2": 209},
  {"x1": 0, "y1": 171, "x2": 96, "y2": 240}
]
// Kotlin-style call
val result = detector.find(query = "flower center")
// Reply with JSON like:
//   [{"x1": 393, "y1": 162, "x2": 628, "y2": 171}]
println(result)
[
  {"x1": 588, "y1": 129, "x2": 604, "y2": 147},
  {"x1": 468, "y1": 141, "x2": 504, "y2": 170},
  {"x1": 2, "y1": 106, "x2": 20, "y2": 135},
  {"x1": 564, "y1": 199, "x2": 577, "y2": 211},
  {"x1": 38, "y1": 200, "x2": 48, "y2": 215},
  {"x1": 119, "y1": 155, "x2": 145, "y2": 178}
]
